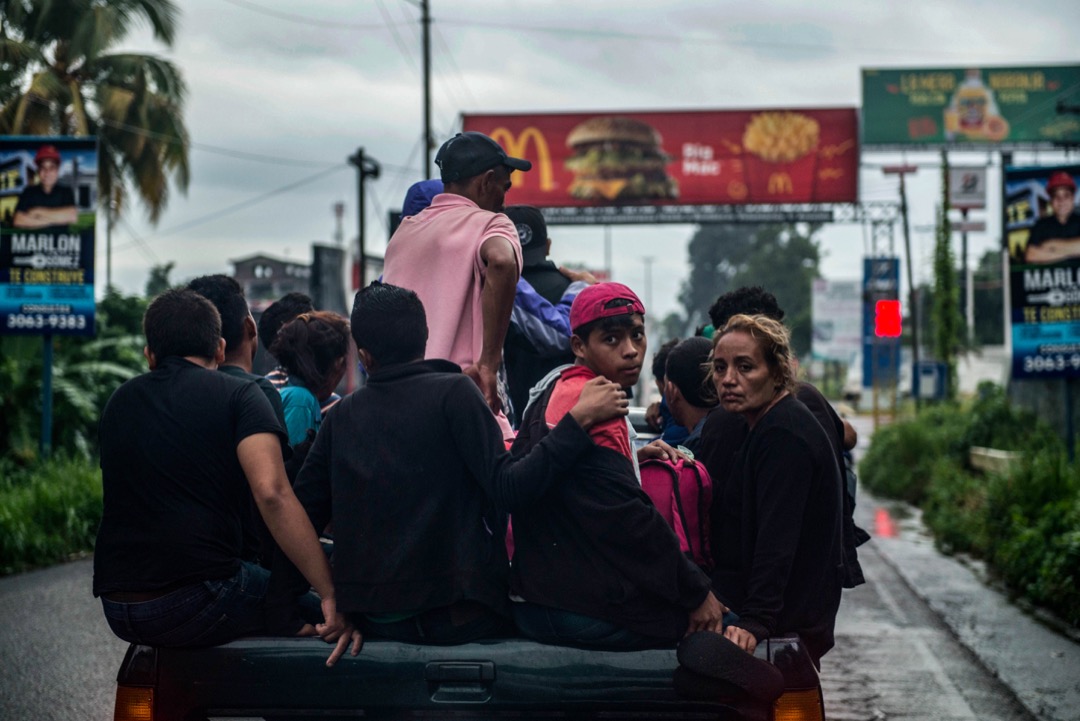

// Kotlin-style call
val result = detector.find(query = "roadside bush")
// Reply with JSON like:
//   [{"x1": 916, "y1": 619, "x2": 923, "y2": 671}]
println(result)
[
  {"x1": 0, "y1": 454, "x2": 102, "y2": 575},
  {"x1": 983, "y1": 452, "x2": 1080, "y2": 625},
  {"x1": 858, "y1": 404, "x2": 966, "y2": 504},
  {"x1": 922, "y1": 459, "x2": 989, "y2": 556}
]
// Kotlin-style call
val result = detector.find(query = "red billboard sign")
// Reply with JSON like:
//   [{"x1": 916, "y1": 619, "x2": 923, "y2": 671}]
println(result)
[{"x1": 462, "y1": 108, "x2": 858, "y2": 209}]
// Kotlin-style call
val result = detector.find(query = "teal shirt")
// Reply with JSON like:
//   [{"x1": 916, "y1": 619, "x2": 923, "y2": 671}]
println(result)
[{"x1": 279, "y1": 384, "x2": 321, "y2": 445}]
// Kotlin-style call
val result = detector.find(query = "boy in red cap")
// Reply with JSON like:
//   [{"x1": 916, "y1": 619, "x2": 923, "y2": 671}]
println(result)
[
  {"x1": 508, "y1": 282, "x2": 725, "y2": 650},
  {"x1": 1025, "y1": 170, "x2": 1080, "y2": 264}
]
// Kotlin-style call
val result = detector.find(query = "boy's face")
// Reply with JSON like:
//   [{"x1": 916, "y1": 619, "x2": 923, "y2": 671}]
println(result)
[{"x1": 572, "y1": 313, "x2": 646, "y2": 388}]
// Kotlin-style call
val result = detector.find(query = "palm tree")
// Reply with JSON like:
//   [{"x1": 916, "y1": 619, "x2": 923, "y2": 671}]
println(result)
[{"x1": 0, "y1": 0, "x2": 189, "y2": 224}]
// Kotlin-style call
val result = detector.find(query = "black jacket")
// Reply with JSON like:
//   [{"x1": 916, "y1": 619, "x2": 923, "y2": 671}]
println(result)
[
  {"x1": 268, "y1": 359, "x2": 594, "y2": 632},
  {"x1": 708, "y1": 395, "x2": 844, "y2": 663},
  {"x1": 509, "y1": 376, "x2": 712, "y2": 642}
]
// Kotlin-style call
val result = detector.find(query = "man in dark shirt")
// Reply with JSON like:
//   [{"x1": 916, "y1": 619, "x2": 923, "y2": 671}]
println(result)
[
  {"x1": 13, "y1": 145, "x2": 77, "y2": 232},
  {"x1": 94, "y1": 289, "x2": 359, "y2": 665},
  {"x1": 1024, "y1": 171, "x2": 1080, "y2": 264}
]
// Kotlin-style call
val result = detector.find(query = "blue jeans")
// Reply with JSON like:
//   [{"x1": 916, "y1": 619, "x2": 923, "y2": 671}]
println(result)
[
  {"x1": 361, "y1": 601, "x2": 511, "y2": 645},
  {"x1": 512, "y1": 602, "x2": 673, "y2": 650},
  {"x1": 102, "y1": 561, "x2": 273, "y2": 647}
]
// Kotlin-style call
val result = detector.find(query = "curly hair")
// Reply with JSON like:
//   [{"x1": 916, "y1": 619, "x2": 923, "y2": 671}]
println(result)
[
  {"x1": 269, "y1": 311, "x2": 350, "y2": 394},
  {"x1": 708, "y1": 286, "x2": 784, "y2": 329},
  {"x1": 714, "y1": 313, "x2": 796, "y2": 395}
]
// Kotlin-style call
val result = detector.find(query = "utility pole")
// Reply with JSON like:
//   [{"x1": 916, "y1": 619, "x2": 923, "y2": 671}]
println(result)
[
  {"x1": 421, "y1": 0, "x2": 432, "y2": 178},
  {"x1": 883, "y1": 165, "x2": 920, "y2": 410},
  {"x1": 347, "y1": 148, "x2": 381, "y2": 289}
]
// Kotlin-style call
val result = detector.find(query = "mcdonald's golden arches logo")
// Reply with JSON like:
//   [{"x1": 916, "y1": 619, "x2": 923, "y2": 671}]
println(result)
[
  {"x1": 767, "y1": 172, "x2": 794, "y2": 195},
  {"x1": 488, "y1": 127, "x2": 556, "y2": 191}
]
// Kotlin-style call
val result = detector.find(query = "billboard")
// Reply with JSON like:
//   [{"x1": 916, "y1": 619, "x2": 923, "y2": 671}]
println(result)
[
  {"x1": 811, "y1": 278, "x2": 862, "y2": 363},
  {"x1": 0, "y1": 136, "x2": 97, "y2": 336},
  {"x1": 1004, "y1": 163, "x2": 1080, "y2": 379},
  {"x1": 462, "y1": 108, "x2": 858, "y2": 221},
  {"x1": 862, "y1": 65, "x2": 1080, "y2": 149}
]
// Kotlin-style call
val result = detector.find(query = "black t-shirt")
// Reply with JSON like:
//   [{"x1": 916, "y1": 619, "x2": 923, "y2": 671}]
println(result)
[
  {"x1": 93, "y1": 357, "x2": 287, "y2": 595},
  {"x1": 1027, "y1": 212, "x2": 1080, "y2": 248},
  {"x1": 14, "y1": 184, "x2": 76, "y2": 234}
]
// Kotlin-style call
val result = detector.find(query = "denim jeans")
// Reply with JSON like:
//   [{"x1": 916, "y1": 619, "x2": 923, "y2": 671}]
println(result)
[
  {"x1": 102, "y1": 561, "x2": 272, "y2": 647},
  {"x1": 512, "y1": 602, "x2": 673, "y2": 650},
  {"x1": 361, "y1": 601, "x2": 511, "y2": 645}
]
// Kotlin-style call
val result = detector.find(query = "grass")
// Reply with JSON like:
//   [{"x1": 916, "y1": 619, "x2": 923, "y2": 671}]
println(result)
[{"x1": 0, "y1": 454, "x2": 102, "y2": 576}]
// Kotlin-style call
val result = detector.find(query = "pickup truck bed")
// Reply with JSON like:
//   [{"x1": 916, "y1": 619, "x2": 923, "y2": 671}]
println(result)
[{"x1": 113, "y1": 634, "x2": 824, "y2": 721}]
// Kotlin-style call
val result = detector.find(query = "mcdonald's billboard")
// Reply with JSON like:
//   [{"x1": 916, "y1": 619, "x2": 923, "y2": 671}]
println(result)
[{"x1": 462, "y1": 108, "x2": 858, "y2": 210}]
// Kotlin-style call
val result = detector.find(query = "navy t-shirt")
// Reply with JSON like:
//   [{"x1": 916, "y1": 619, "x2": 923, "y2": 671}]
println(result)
[{"x1": 93, "y1": 357, "x2": 287, "y2": 595}]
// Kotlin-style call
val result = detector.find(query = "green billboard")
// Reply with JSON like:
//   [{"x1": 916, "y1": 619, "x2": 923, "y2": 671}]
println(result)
[{"x1": 862, "y1": 65, "x2": 1080, "y2": 148}]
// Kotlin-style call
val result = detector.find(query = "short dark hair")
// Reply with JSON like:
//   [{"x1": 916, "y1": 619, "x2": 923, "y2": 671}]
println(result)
[
  {"x1": 258, "y1": 292, "x2": 314, "y2": 352},
  {"x1": 350, "y1": 282, "x2": 428, "y2": 367},
  {"x1": 269, "y1": 311, "x2": 349, "y2": 391},
  {"x1": 651, "y1": 338, "x2": 680, "y2": 382},
  {"x1": 708, "y1": 286, "x2": 784, "y2": 329},
  {"x1": 187, "y1": 275, "x2": 248, "y2": 352},
  {"x1": 666, "y1": 336, "x2": 717, "y2": 409},
  {"x1": 143, "y1": 288, "x2": 221, "y2": 361}
]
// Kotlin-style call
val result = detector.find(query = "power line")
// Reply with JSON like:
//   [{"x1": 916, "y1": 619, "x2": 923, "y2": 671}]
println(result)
[
  {"x1": 220, "y1": 0, "x2": 405, "y2": 30},
  {"x1": 100, "y1": 118, "x2": 342, "y2": 168},
  {"x1": 122, "y1": 165, "x2": 349, "y2": 244}
]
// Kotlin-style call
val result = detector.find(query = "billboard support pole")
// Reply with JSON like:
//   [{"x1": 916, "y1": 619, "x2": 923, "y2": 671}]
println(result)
[
  {"x1": 40, "y1": 334, "x2": 53, "y2": 459},
  {"x1": 961, "y1": 207, "x2": 974, "y2": 344},
  {"x1": 884, "y1": 165, "x2": 921, "y2": 411}
]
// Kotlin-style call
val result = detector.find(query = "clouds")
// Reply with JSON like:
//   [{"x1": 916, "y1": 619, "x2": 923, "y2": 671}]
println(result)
[{"x1": 107, "y1": 0, "x2": 1080, "y2": 320}]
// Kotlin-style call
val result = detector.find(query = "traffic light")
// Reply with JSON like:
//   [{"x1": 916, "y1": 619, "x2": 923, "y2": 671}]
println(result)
[{"x1": 874, "y1": 299, "x2": 902, "y2": 338}]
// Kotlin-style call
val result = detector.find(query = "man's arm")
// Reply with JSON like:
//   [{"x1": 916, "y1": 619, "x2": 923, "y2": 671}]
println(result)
[
  {"x1": 510, "y1": 278, "x2": 588, "y2": 356},
  {"x1": 12, "y1": 206, "x2": 78, "y2": 229},
  {"x1": 1025, "y1": 237, "x2": 1080, "y2": 263},
  {"x1": 238, "y1": 432, "x2": 360, "y2": 666},
  {"x1": 465, "y1": 234, "x2": 520, "y2": 412}
]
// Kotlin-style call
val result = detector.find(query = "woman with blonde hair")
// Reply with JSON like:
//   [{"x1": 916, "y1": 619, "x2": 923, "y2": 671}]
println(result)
[
  {"x1": 269, "y1": 311, "x2": 350, "y2": 445},
  {"x1": 706, "y1": 313, "x2": 843, "y2": 667}
]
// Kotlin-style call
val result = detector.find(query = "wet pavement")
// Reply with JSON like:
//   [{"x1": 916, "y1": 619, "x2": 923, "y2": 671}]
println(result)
[{"x1": 844, "y1": 415, "x2": 1080, "y2": 721}]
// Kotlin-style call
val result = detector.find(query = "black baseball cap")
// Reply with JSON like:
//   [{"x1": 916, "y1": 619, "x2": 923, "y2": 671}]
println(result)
[
  {"x1": 436, "y1": 132, "x2": 532, "y2": 183},
  {"x1": 505, "y1": 205, "x2": 548, "y2": 262}
]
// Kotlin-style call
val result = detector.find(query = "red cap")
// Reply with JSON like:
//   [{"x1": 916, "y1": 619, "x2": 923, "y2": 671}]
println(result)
[
  {"x1": 570, "y1": 282, "x2": 645, "y2": 332},
  {"x1": 34, "y1": 145, "x2": 61, "y2": 166},
  {"x1": 1047, "y1": 171, "x2": 1077, "y2": 194}
]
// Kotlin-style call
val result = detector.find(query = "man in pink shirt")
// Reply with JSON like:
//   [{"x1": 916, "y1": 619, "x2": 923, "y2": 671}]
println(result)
[{"x1": 383, "y1": 132, "x2": 531, "y2": 440}]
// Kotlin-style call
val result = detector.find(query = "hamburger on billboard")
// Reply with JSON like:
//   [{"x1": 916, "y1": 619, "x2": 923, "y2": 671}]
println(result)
[{"x1": 462, "y1": 108, "x2": 858, "y2": 211}]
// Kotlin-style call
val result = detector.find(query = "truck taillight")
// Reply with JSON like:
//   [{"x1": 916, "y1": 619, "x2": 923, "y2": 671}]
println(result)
[
  {"x1": 773, "y1": 688, "x2": 825, "y2": 721},
  {"x1": 114, "y1": 685, "x2": 153, "y2": 721}
]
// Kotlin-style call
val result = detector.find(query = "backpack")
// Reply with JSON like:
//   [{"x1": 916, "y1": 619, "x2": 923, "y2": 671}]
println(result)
[{"x1": 640, "y1": 458, "x2": 714, "y2": 571}]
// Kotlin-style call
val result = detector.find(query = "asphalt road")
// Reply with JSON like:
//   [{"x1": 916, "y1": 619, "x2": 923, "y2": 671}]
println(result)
[
  {"x1": 822, "y1": 513, "x2": 1035, "y2": 721},
  {"x1": 0, "y1": 557, "x2": 127, "y2": 721}
]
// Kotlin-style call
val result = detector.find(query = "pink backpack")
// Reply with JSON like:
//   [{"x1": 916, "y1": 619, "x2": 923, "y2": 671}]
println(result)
[{"x1": 640, "y1": 458, "x2": 714, "y2": 571}]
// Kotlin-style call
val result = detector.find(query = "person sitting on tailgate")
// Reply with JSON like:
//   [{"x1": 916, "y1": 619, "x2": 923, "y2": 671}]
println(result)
[
  {"x1": 509, "y1": 282, "x2": 725, "y2": 650},
  {"x1": 663, "y1": 336, "x2": 719, "y2": 456}
]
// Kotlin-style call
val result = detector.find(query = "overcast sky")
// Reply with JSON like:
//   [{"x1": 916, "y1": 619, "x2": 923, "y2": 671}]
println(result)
[{"x1": 109, "y1": 0, "x2": 1079, "y2": 321}]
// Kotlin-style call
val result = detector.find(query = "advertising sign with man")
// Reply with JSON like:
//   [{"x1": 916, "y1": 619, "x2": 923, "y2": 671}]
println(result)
[
  {"x1": 1004, "y1": 164, "x2": 1080, "y2": 379},
  {"x1": 462, "y1": 108, "x2": 858, "y2": 221},
  {"x1": 862, "y1": 65, "x2": 1080, "y2": 149},
  {"x1": 0, "y1": 137, "x2": 97, "y2": 336}
]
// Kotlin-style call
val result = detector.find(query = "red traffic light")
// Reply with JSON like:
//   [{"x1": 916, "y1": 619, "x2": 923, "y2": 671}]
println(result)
[{"x1": 874, "y1": 300, "x2": 902, "y2": 338}]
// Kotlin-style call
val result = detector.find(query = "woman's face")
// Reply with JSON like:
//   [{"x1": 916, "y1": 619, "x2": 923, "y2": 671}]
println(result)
[{"x1": 711, "y1": 330, "x2": 780, "y2": 425}]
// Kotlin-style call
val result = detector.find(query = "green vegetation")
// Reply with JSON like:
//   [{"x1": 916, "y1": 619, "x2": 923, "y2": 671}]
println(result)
[
  {"x1": 0, "y1": 454, "x2": 102, "y2": 575},
  {"x1": 1, "y1": 0, "x2": 190, "y2": 223},
  {"x1": 860, "y1": 384, "x2": 1080, "y2": 626}
]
